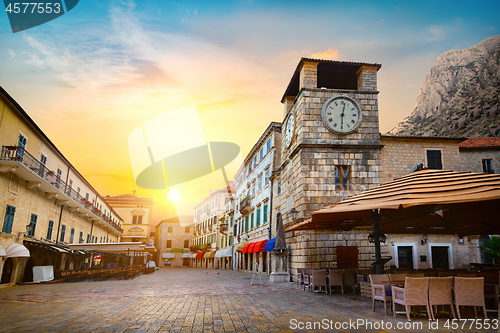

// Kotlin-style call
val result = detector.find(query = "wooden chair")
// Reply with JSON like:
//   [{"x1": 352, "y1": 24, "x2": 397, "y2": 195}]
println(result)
[
  {"x1": 310, "y1": 270, "x2": 328, "y2": 293},
  {"x1": 296, "y1": 268, "x2": 304, "y2": 288},
  {"x1": 369, "y1": 274, "x2": 391, "y2": 315},
  {"x1": 454, "y1": 277, "x2": 488, "y2": 319},
  {"x1": 392, "y1": 277, "x2": 431, "y2": 321},
  {"x1": 329, "y1": 269, "x2": 344, "y2": 294},
  {"x1": 303, "y1": 269, "x2": 312, "y2": 291},
  {"x1": 343, "y1": 269, "x2": 357, "y2": 293},
  {"x1": 428, "y1": 277, "x2": 456, "y2": 320}
]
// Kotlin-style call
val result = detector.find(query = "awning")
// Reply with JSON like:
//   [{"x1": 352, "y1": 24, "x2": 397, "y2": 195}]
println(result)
[
  {"x1": 287, "y1": 169, "x2": 500, "y2": 236},
  {"x1": 264, "y1": 238, "x2": 276, "y2": 252},
  {"x1": 242, "y1": 243, "x2": 251, "y2": 253},
  {"x1": 215, "y1": 248, "x2": 233, "y2": 257},
  {"x1": 25, "y1": 239, "x2": 70, "y2": 254},
  {"x1": 0, "y1": 245, "x2": 6, "y2": 257},
  {"x1": 196, "y1": 252, "x2": 205, "y2": 258},
  {"x1": 204, "y1": 251, "x2": 216, "y2": 258},
  {"x1": 234, "y1": 242, "x2": 247, "y2": 252},
  {"x1": 182, "y1": 252, "x2": 191, "y2": 258},
  {"x1": 253, "y1": 240, "x2": 268, "y2": 253},
  {"x1": 69, "y1": 242, "x2": 146, "y2": 253},
  {"x1": 6, "y1": 243, "x2": 30, "y2": 258},
  {"x1": 162, "y1": 253, "x2": 175, "y2": 259}
]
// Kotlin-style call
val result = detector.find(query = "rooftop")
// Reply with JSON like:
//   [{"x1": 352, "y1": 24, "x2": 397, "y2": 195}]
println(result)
[{"x1": 459, "y1": 138, "x2": 500, "y2": 149}]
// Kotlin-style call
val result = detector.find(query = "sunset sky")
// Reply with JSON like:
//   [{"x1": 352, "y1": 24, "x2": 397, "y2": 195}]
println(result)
[{"x1": 1, "y1": 1, "x2": 499, "y2": 227}]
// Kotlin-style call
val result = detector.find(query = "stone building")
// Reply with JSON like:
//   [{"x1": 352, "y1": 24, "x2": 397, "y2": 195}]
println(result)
[
  {"x1": 105, "y1": 191, "x2": 153, "y2": 244},
  {"x1": 459, "y1": 138, "x2": 500, "y2": 174},
  {"x1": 270, "y1": 58, "x2": 500, "y2": 281},
  {"x1": 0, "y1": 86, "x2": 123, "y2": 284},
  {"x1": 192, "y1": 186, "x2": 233, "y2": 268},
  {"x1": 155, "y1": 216, "x2": 193, "y2": 267},
  {"x1": 232, "y1": 122, "x2": 281, "y2": 274}
]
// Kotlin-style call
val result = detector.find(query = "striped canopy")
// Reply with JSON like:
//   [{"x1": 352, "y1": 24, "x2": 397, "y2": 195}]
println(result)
[{"x1": 286, "y1": 169, "x2": 500, "y2": 236}]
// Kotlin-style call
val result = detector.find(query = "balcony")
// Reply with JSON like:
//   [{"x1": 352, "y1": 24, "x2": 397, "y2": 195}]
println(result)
[
  {"x1": 0, "y1": 146, "x2": 123, "y2": 235},
  {"x1": 219, "y1": 222, "x2": 228, "y2": 234},
  {"x1": 239, "y1": 197, "x2": 251, "y2": 215}
]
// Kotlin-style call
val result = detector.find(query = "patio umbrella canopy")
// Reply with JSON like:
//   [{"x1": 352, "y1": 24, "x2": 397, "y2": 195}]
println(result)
[{"x1": 287, "y1": 169, "x2": 500, "y2": 237}]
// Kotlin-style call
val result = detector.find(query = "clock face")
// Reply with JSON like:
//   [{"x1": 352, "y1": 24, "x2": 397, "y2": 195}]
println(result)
[
  {"x1": 321, "y1": 96, "x2": 362, "y2": 135},
  {"x1": 285, "y1": 112, "x2": 294, "y2": 147}
]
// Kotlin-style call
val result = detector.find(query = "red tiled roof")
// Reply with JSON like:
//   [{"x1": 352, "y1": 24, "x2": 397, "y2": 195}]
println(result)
[{"x1": 459, "y1": 138, "x2": 500, "y2": 148}]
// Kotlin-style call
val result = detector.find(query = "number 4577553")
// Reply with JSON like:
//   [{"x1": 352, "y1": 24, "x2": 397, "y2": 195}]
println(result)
[{"x1": 5, "y1": 2, "x2": 61, "y2": 14}]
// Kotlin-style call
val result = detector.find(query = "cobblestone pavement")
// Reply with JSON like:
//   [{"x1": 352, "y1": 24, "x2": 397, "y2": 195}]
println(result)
[{"x1": 0, "y1": 267, "x2": 498, "y2": 332}]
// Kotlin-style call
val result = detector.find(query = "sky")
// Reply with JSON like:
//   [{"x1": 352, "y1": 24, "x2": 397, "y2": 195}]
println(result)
[{"x1": 1, "y1": 0, "x2": 499, "y2": 227}]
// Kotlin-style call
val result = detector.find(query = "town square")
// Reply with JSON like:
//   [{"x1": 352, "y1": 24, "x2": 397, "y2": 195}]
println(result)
[{"x1": 1, "y1": 1, "x2": 500, "y2": 332}]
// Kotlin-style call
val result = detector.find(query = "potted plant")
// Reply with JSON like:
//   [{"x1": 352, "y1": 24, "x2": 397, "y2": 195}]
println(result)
[{"x1": 479, "y1": 236, "x2": 500, "y2": 265}]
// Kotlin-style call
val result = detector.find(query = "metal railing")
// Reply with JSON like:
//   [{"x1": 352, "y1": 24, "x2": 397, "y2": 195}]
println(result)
[{"x1": 1, "y1": 146, "x2": 123, "y2": 234}]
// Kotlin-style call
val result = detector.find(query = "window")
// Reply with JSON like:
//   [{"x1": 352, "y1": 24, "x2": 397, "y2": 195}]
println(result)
[
  {"x1": 138, "y1": 215, "x2": 143, "y2": 224},
  {"x1": 263, "y1": 204, "x2": 268, "y2": 224},
  {"x1": 250, "y1": 212, "x2": 254, "y2": 229},
  {"x1": 67, "y1": 179, "x2": 73, "y2": 195},
  {"x1": 60, "y1": 225, "x2": 66, "y2": 242},
  {"x1": 2, "y1": 205, "x2": 16, "y2": 234},
  {"x1": 245, "y1": 216, "x2": 249, "y2": 232},
  {"x1": 266, "y1": 138, "x2": 271, "y2": 152},
  {"x1": 259, "y1": 147, "x2": 263, "y2": 160},
  {"x1": 230, "y1": 217, "x2": 233, "y2": 227},
  {"x1": 253, "y1": 156, "x2": 257, "y2": 168},
  {"x1": 69, "y1": 228, "x2": 75, "y2": 244},
  {"x1": 334, "y1": 166, "x2": 350, "y2": 190},
  {"x1": 28, "y1": 213, "x2": 37, "y2": 237},
  {"x1": 87, "y1": 234, "x2": 90, "y2": 243},
  {"x1": 56, "y1": 168, "x2": 62, "y2": 188},
  {"x1": 221, "y1": 237, "x2": 224, "y2": 249},
  {"x1": 483, "y1": 159, "x2": 494, "y2": 174},
  {"x1": 264, "y1": 169, "x2": 269, "y2": 187},
  {"x1": 256, "y1": 208, "x2": 261, "y2": 227},
  {"x1": 132, "y1": 215, "x2": 137, "y2": 224},
  {"x1": 167, "y1": 240, "x2": 172, "y2": 248},
  {"x1": 17, "y1": 133, "x2": 27, "y2": 159},
  {"x1": 184, "y1": 240, "x2": 189, "y2": 248},
  {"x1": 251, "y1": 182, "x2": 255, "y2": 197},
  {"x1": 86, "y1": 193, "x2": 89, "y2": 201},
  {"x1": 47, "y1": 220, "x2": 54, "y2": 240},
  {"x1": 39, "y1": 153, "x2": 47, "y2": 177},
  {"x1": 79, "y1": 231, "x2": 83, "y2": 244},
  {"x1": 233, "y1": 223, "x2": 237, "y2": 236},
  {"x1": 185, "y1": 227, "x2": 190, "y2": 233},
  {"x1": 168, "y1": 227, "x2": 173, "y2": 233},
  {"x1": 258, "y1": 176, "x2": 262, "y2": 192},
  {"x1": 427, "y1": 150, "x2": 443, "y2": 170},
  {"x1": 277, "y1": 180, "x2": 281, "y2": 195}
]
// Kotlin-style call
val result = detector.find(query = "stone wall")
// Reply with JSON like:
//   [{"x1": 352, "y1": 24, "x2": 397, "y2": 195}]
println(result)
[
  {"x1": 380, "y1": 137, "x2": 462, "y2": 183},
  {"x1": 460, "y1": 149, "x2": 500, "y2": 174}
]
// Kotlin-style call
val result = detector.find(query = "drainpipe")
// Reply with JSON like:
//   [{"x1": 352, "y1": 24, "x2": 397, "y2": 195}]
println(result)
[{"x1": 55, "y1": 203, "x2": 64, "y2": 244}]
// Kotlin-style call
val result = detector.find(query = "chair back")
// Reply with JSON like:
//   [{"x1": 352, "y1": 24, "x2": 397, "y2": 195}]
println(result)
[
  {"x1": 428, "y1": 277, "x2": 453, "y2": 305},
  {"x1": 312, "y1": 270, "x2": 327, "y2": 285},
  {"x1": 407, "y1": 273, "x2": 425, "y2": 277},
  {"x1": 404, "y1": 277, "x2": 430, "y2": 306},
  {"x1": 389, "y1": 273, "x2": 407, "y2": 281},
  {"x1": 343, "y1": 269, "x2": 357, "y2": 287},
  {"x1": 369, "y1": 274, "x2": 389, "y2": 285},
  {"x1": 454, "y1": 277, "x2": 485, "y2": 306},
  {"x1": 329, "y1": 269, "x2": 343, "y2": 286},
  {"x1": 458, "y1": 273, "x2": 476, "y2": 277}
]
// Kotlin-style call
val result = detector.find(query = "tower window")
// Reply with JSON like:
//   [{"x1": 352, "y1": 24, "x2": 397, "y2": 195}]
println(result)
[{"x1": 334, "y1": 166, "x2": 350, "y2": 190}]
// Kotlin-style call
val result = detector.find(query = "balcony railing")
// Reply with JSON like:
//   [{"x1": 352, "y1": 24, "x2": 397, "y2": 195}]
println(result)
[
  {"x1": 239, "y1": 197, "x2": 251, "y2": 215},
  {"x1": 1, "y1": 146, "x2": 123, "y2": 234}
]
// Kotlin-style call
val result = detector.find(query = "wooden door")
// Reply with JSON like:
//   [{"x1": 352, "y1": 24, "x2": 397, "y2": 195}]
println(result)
[{"x1": 336, "y1": 246, "x2": 358, "y2": 269}]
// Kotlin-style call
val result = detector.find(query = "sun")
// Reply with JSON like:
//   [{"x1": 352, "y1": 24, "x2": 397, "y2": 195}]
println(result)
[{"x1": 168, "y1": 190, "x2": 181, "y2": 202}]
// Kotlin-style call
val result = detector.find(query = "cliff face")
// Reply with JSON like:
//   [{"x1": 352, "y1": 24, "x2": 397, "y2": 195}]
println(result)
[{"x1": 389, "y1": 35, "x2": 500, "y2": 137}]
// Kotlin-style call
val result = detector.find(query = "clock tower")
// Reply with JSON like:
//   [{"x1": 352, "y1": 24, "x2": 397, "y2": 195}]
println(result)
[{"x1": 275, "y1": 58, "x2": 382, "y2": 227}]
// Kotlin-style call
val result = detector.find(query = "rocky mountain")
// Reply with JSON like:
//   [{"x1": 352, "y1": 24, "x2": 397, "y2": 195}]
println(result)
[{"x1": 389, "y1": 35, "x2": 500, "y2": 137}]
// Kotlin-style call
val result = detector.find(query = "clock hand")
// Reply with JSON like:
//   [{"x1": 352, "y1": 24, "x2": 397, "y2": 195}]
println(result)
[{"x1": 340, "y1": 104, "x2": 346, "y2": 130}]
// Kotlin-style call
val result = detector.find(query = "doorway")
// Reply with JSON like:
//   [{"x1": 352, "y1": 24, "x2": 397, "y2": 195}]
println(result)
[
  {"x1": 431, "y1": 246, "x2": 450, "y2": 269},
  {"x1": 1, "y1": 258, "x2": 13, "y2": 284},
  {"x1": 336, "y1": 246, "x2": 358, "y2": 269},
  {"x1": 398, "y1": 247, "x2": 414, "y2": 269},
  {"x1": 23, "y1": 258, "x2": 35, "y2": 282}
]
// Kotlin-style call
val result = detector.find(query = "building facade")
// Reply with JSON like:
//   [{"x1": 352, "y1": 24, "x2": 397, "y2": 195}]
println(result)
[
  {"x1": 192, "y1": 186, "x2": 232, "y2": 268},
  {"x1": 155, "y1": 216, "x2": 193, "y2": 267},
  {"x1": 0, "y1": 87, "x2": 123, "y2": 284},
  {"x1": 232, "y1": 122, "x2": 281, "y2": 274},
  {"x1": 105, "y1": 191, "x2": 153, "y2": 244}
]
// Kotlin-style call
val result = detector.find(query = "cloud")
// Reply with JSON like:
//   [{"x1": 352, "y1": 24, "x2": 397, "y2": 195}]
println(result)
[
  {"x1": 427, "y1": 25, "x2": 446, "y2": 42},
  {"x1": 311, "y1": 49, "x2": 340, "y2": 60},
  {"x1": 8, "y1": 49, "x2": 16, "y2": 58}
]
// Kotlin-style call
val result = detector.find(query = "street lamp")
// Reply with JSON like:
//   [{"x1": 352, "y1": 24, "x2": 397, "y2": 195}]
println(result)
[
  {"x1": 290, "y1": 208, "x2": 298, "y2": 221},
  {"x1": 25, "y1": 223, "x2": 32, "y2": 237},
  {"x1": 368, "y1": 233, "x2": 387, "y2": 244}
]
